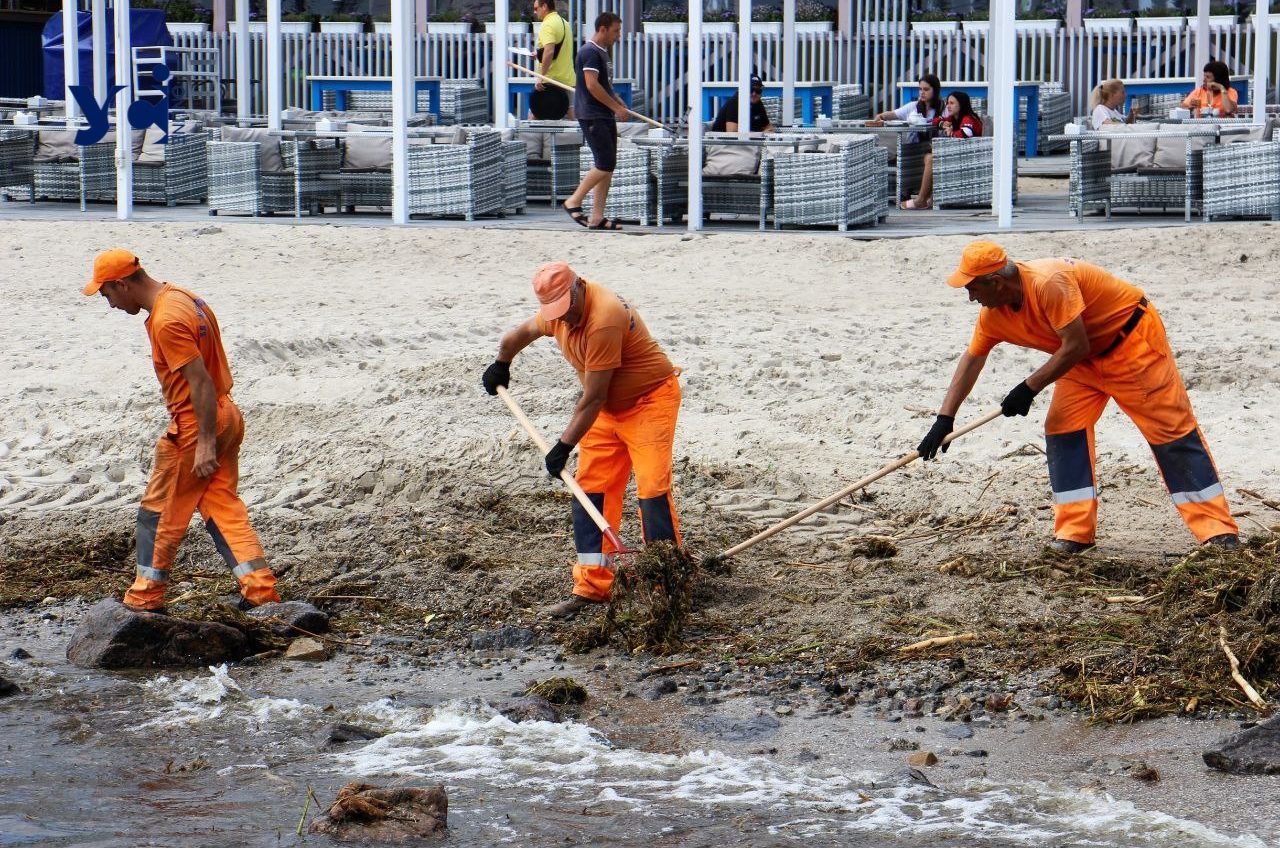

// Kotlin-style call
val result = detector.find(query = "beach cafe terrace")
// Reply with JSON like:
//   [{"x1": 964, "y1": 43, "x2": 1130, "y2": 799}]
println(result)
[{"x1": 1, "y1": 0, "x2": 1279, "y2": 234}]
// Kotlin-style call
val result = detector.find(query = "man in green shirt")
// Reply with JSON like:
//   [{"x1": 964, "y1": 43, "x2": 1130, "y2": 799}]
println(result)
[{"x1": 533, "y1": 0, "x2": 575, "y2": 118}]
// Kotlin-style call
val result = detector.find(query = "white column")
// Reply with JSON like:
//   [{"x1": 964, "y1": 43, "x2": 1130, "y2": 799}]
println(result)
[
  {"x1": 782, "y1": 0, "x2": 796, "y2": 126},
  {"x1": 687, "y1": 0, "x2": 703, "y2": 231},
  {"x1": 1255, "y1": 0, "x2": 1270, "y2": 125},
  {"x1": 1195, "y1": 0, "x2": 1210, "y2": 74},
  {"x1": 990, "y1": 0, "x2": 1014, "y2": 228},
  {"x1": 92, "y1": 0, "x2": 108, "y2": 105},
  {"x1": 736, "y1": 0, "x2": 751, "y2": 135},
  {"x1": 391, "y1": 0, "x2": 412, "y2": 224},
  {"x1": 235, "y1": 0, "x2": 250, "y2": 119},
  {"x1": 267, "y1": 0, "x2": 282, "y2": 130},
  {"x1": 585, "y1": 0, "x2": 599, "y2": 31},
  {"x1": 492, "y1": 0, "x2": 510, "y2": 128},
  {"x1": 62, "y1": 0, "x2": 80, "y2": 122},
  {"x1": 114, "y1": 0, "x2": 133, "y2": 219}
]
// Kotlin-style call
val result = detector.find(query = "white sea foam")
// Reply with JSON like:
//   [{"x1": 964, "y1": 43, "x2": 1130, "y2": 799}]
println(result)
[
  {"x1": 329, "y1": 699, "x2": 1268, "y2": 847},
  {"x1": 140, "y1": 664, "x2": 316, "y2": 729}
]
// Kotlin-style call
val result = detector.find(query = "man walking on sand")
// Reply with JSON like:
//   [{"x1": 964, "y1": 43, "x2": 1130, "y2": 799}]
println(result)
[
  {"x1": 563, "y1": 12, "x2": 629, "y2": 231},
  {"x1": 916, "y1": 240, "x2": 1239, "y2": 554},
  {"x1": 84, "y1": 249, "x2": 280, "y2": 613},
  {"x1": 483, "y1": 262, "x2": 682, "y2": 617}
]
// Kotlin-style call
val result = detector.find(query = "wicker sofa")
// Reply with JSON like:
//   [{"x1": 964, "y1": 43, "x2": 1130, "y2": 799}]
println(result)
[
  {"x1": 930, "y1": 135, "x2": 1017, "y2": 209},
  {"x1": 208, "y1": 127, "x2": 342, "y2": 217},
  {"x1": 0, "y1": 130, "x2": 35, "y2": 202},
  {"x1": 516, "y1": 123, "x2": 583, "y2": 207},
  {"x1": 405, "y1": 128, "x2": 504, "y2": 220},
  {"x1": 579, "y1": 142, "x2": 688, "y2": 227},
  {"x1": 772, "y1": 134, "x2": 887, "y2": 230},
  {"x1": 1203, "y1": 137, "x2": 1280, "y2": 221}
]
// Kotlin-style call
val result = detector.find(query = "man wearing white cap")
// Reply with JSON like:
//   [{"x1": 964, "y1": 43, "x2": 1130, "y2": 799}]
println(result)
[{"x1": 483, "y1": 262, "x2": 682, "y2": 617}]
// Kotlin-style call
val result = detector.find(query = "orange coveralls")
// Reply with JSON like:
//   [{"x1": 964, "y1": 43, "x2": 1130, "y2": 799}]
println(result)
[
  {"x1": 967, "y1": 259, "x2": 1238, "y2": 545},
  {"x1": 124, "y1": 285, "x2": 279, "y2": 611},
  {"x1": 537, "y1": 281, "x2": 681, "y2": 601}
]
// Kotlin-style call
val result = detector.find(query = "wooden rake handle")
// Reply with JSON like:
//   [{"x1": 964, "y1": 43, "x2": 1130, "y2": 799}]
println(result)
[
  {"x1": 496, "y1": 386, "x2": 632, "y2": 553},
  {"x1": 719, "y1": 408, "x2": 1004, "y2": 560},
  {"x1": 506, "y1": 61, "x2": 665, "y2": 129}
]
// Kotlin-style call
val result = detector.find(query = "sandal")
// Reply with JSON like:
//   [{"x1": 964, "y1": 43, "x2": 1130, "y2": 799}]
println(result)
[
  {"x1": 588, "y1": 217, "x2": 623, "y2": 231},
  {"x1": 899, "y1": 198, "x2": 930, "y2": 210},
  {"x1": 563, "y1": 205, "x2": 588, "y2": 227}
]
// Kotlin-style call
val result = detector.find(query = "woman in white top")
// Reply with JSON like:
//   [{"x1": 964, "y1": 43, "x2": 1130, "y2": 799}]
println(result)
[
  {"x1": 868, "y1": 72, "x2": 942, "y2": 144},
  {"x1": 1089, "y1": 79, "x2": 1137, "y2": 130}
]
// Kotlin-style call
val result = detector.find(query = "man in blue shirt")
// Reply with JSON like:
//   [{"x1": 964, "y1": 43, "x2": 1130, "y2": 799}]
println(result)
[{"x1": 563, "y1": 12, "x2": 630, "y2": 231}]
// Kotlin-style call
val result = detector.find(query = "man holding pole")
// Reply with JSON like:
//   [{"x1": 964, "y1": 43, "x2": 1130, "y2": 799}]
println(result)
[
  {"x1": 916, "y1": 240, "x2": 1239, "y2": 554},
  {"x1": 563, "y1": 12, "x2": 629, "y2": 231},
  {"x1": 483, "y1": 262, "x2": 682, "y2": 618},
  {"x1": 531, "y1": 0, "x2": 574, "y2": 119}
]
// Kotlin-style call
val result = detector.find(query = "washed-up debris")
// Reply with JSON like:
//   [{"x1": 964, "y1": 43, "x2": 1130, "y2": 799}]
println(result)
[
  {"x1": 0, "y1": 530, "x2": 132, "y2": 609},
  {"x1": 309, "y1": 782, "x2": 447, "y2": 841},
  {"x1": 565, "y1": 542, "x2": 698, "y2": 655},
  {"x1": 524, "y1": 676, "x2": 587, "y2": 705}
]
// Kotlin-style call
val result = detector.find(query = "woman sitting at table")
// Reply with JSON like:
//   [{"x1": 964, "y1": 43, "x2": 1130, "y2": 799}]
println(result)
[
  {"x1": 901, "y1": 91, "x2": 983, "y2": 211},
  {"x1": 1183, "y1": 61, "x2": 1237, "y2": 118},
  {"x1": 1089, "y1": 79, "x2": 1138, "y2": 129},
  {"x1": 868, "y1": 73, "x2": 942, "y2": 140},
  {"x1": 710, "y1": 75, "x2": 775, "y2": 133}
]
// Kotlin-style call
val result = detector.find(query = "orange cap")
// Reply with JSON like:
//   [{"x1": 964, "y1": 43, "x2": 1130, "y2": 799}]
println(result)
[
  {"x1": 84, "y1": 248, "x2": 141, "y2": 296},
  {"x1": 532, "y1": 261, "x2": 576, "y2": 320},
  {"x1": 947, "y1": 240, "x2": 1008, "y2": 288}
]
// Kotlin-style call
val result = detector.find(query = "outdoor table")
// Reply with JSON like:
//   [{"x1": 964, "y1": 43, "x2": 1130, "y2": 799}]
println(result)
[
  {"x1": 1049, "y1": 124, "x2": 1250, "y2": 222},
  {"x1": 507, "y1": 78, "x2": 634, "y2": 117},
  {"x1": 1120, "y1": 75, "x2": 1251, "y2": 112},
  {"x1": 307, "y1": 75, "x2": 442, "y2": 115},
  {"x1": 898, "y1": 80, "x2": 1042, "y2": 156},
  {"x1": 701, "y1": 81, "x2": 834, "y2": 127},
  {"x1": 632, "y1": 132, "x2": 823, "y2": 153}
]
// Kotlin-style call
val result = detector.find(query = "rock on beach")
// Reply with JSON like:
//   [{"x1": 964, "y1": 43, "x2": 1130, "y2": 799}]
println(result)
[
  {"x1": 1203, "y1": 715, "x2": 1280, "y2": 775},
  {"x1": 66, "y1": 599, "x2": 249, "y2": 669}
]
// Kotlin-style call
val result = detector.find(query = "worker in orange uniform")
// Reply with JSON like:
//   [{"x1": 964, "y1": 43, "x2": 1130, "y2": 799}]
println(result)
[
  {"x1": 483, "y1": 262, "x2": 681, "y2": 617},
  {"x1": 84, "y1": 249, "x2": 280, "y2": 612},
  {"x1": 916, "y1": 241, "x2": 1239, "y2": 554}
]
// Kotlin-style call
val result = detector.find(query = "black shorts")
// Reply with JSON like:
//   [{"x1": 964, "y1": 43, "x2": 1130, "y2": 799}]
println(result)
[{"x1": 579, "y1": 118, "x2": 618, "y2": 173}]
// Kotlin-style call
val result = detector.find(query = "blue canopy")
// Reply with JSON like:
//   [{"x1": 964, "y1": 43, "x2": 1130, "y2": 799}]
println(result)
[{"x1": 43, "y1": 9, "x2": 172, "y2": 101}]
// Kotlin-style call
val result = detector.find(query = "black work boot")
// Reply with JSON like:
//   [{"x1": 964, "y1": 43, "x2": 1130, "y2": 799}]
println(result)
[
  {"x1": 541, "y1": 595, "x2": 605, "y2": 620},
  {"x1": 1046, "y1": 538, "x2": 1096, "y2": 555}
]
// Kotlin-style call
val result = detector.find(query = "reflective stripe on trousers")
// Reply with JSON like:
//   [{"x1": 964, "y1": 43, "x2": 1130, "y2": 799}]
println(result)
[
  {"x1": 572, "y1": 373, "x2": 682, "y2": 602},
  {"x1": 1043, "y1": 305, "x2": 1237, "y2": 544}
]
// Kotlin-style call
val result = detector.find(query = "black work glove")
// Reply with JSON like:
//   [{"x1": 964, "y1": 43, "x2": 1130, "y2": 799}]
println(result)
[
  {"x1": 482, "y1": 360, "x2": 511, "y2": 396},
  {"x1": 545, "y1": 440, "x2": 573, "y2": 479},
  {"x1": 917, "y1": 414, "x2": 955, "y2": 461},
  {"x1": 1001, "y1": 381, "x2": 1039, "y2": 417}
]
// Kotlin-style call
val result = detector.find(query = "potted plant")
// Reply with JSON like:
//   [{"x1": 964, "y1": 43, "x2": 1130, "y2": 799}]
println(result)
[
  {"x1": 245, "y1": 7, "x2": 313, "y2": 34},
  {"x1": 1081, "y1": 2, "x2": 1134, "y2": 31},
  {"x1": 750, "y1": 4, "x2": 783, "y2": 35},
  {"x1": 702, "y1": 6, "x2": 736, "y2": 34},
  {"x1": 1134, "y1": 0, "x2": 1183, "y2": 30},
  {"x1": 484, "y1": 3, "x2": 533, "y2": 33},
  {"x1": 911, "y1": 2, "x2": 959, "y2": 33},
  {"x1": 319, "y1": 13, "x2": 365, "y2": 34},
  {"x1": 643, "y1": 4, "x2": 690, "y2": 35},
  {"x1": 1015, "y1": 0, "x2": 1062, "y2": 32},
  {"x1": 794, "y1": 0, "x2": 835, "y2": 31},
  {"x1": 428, "y1": 8, "x2": 475, "y2": 34},
  {"x1": 1208, "y1": 2, "x2": 1238, "y2": 26},
  {"x1": 162, "y1": 0, "x2": 211, "y2": 34}
]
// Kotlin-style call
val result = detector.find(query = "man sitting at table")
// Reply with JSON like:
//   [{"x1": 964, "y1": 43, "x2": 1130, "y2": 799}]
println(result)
[
  {"x1": 710, "y1": 75, "x2": 775, "y2": 133},
  {"x1": 1183, "y1": 61, "x2": 1237, "y2": 118}
]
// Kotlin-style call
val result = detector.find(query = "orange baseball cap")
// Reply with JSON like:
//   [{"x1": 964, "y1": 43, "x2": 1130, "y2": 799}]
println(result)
[
  {"x1": 947, "y1": 240, "x2": 1008, "y2": 287},
  {"x1": 532, "y1": 261, "x2": 576, "y2": 320},
  {"x1": 84, "y1": 248, "x2": 141, "y2": 296}
]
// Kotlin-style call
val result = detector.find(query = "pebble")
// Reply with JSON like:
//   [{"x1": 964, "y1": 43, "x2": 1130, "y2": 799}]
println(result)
[
  {"x1": 773, "y1": 704, "x2": 793, "y2": 716},
  {"x1": 284, "y1": 637, "x2": 330, "y2": 662},
  {"x1": 944, "y1": 724, "x2": 975, "y2": 740},
  {"x1": 908, "y1": 751, "x2": 939, "y2": 767},
  {"x1": 8, "y1": 648, "x2": 31, "y2": 660},
  {"x1": 643, "y1": 678, "x2": 678, "y2": 701}
]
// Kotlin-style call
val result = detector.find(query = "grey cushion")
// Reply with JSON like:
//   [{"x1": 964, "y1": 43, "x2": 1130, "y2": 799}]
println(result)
[
  {"x1": 703, "y1": 143, "x2": 760, "y2": 177},
  {"x1": 219, "y1": 126, "x2": 285, "y2": 172},
  {"x1": 35, "y1": 130, "x2": 80, "y2": 162},
  {"x1": 1102, "y1": 123, "x2": 1158, "y2": 172},
  {"x1": 135, "y1": 126, "x2": 168, "y2": 163},
  {"x1": 342, "y1": 124, "x2": 392, "y2": 170}
]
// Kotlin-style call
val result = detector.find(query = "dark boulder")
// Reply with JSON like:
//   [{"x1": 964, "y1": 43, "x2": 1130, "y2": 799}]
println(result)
[
  {"x1": 248, "y1": 601, "x2": 329, "y2": 636},
  {"x1": 325, "y1": 723, "x2": 386, "y2": 745},
  {"x1": 494, "y1": 696, "x2": 562, "y2": 724},
  {"x1": 469, "y1": 626, "x2": 536, "y2": 651},
  {"x1": 1204, "y1": 715, "x2": 1280, "y2": 775},
  {"x1": 0, "y1": 677, "x2": 19, "y2": 697},
  {"x1": 67, "y1": 599, "x2": 248, "y2": 669}
]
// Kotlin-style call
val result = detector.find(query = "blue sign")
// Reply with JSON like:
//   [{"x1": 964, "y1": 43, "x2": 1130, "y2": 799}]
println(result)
[{"x1": 70, "y1": 63, "x2": 169, "y2": 146}]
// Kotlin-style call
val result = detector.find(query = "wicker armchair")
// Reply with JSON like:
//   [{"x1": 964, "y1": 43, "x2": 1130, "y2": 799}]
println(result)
[
  {"x1": 405, "y1": 129, "x2": 503, "y2": 220},
  {"x1": 701, "y1": 140, "x2": 775, "y2": 229},
  {"x1": 0, "y1": 131, "x2": 35, "y2": 203},
  {"x1": 832, "y1": 84, "x2": 871, "y2": 121},
  {"x1": 895, "y1": 139, "x2": 929, "y2": 201},
  {"x1": 579, "y1": 145, "x2": 649, "y2": 223},
  {"x1": 1203, "y1": 140, "x2": 1280, "y2": 220},
  {"x1": 931, "y1": 136, "x2": 1017, "y2": 209},
  {"x1": 772, "y1": 135, "x2": 886, "y2": 231},
  {"x1": 30, "y1": 141, "x2": 116, "y2": 209},
  {"x1": 208, "y1": 135, "x2": 342, "y2": 217},
  {"x1": 523, "y1": 128, "x2": 582, "y2": 206},
  {"x1": 500, "y1": 139, "x2": 527, "y2": 215},
  {"x1": 133, "y1": 132, "x2": 209, "y2": 206}
]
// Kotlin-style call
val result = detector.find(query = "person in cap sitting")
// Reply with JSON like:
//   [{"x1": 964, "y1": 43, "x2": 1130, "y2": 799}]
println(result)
[
  {"x1": 915, "y1": 240, "x2": 1240, "y2": 556},
  {"x1": 483, "y1": 263, "x2": 684, "y2": 620},
  {"x1": 710, "y1": 76, "x2": 776, "y2": 133}
]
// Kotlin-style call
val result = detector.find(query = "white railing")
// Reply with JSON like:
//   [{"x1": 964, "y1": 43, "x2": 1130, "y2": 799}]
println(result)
[{"x1": 168, "y1": 24, "x2": 1279, "y2": 123}]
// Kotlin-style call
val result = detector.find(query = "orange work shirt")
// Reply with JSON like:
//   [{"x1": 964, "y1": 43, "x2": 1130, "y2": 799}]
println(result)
[
  {"x1": 966, "y1": 259, "x2": 1146, "y2": 358},
  {"x1": 535, "y1": 279, "x2": 675, "y2": 413},
  {"x1": 1181, "y1": 85, "x2": 1238, "y2": 116},
  {"x1": 145, "y1": 284, "x2": 234, "y2": 426}
]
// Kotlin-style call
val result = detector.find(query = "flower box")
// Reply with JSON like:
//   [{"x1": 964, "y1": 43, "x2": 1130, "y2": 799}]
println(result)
[
  {"x1": 702, "y1": 22, "x2": 736, "y2": 33},
  {"x1": 751, "y1": 22, "x2": 783, "y2": 35},
  {"x1": 912, "y1": 21, "x2": 958, "y2": 33},
  {"x1": 1208, "y1": 14, "x2": 1237, "y2": 26},
  {"x1": 861, "y1": 20, "x2": 907, "y2": 34},
  {"x1": 1016, "y1": 19, "x2": 1060, "y2": 32},
  {"x1": 485, "y1": 21, "x2": 531, "y2": 33},
  {"x1": 166, "y1": 22, "x2": 209, "y2": 34},
  {"x1": 373, "y1": 21, "x2": 392, "y2": 33},
  {"x1": 961, "y1": 19, "x2": 988, "y2": 32},
  {"x1": 643, "y1": 22, "x2": 689, "y2": 35},
  {"x1": 246, "y1": 21, "x2": 312, "y2": 33},
  {"x1": 427, "y1": 22, "x2": 472, "y2": 34},
  {"x1": 1082, "y1": 17, "x2": 1133, "y2": 32},
  {"x1": 1135, "y1": 16, "x2": 1184, "y2": 30},
  {"x1": 795, "y1": 21, "x2": 832, "y2": 33},
  {"x1": 1248, "y1": 15, "x2": 1280, "y2": 30},
  {"x1": 319, "y1": 21, "x2": 364, "y2": 33}
]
